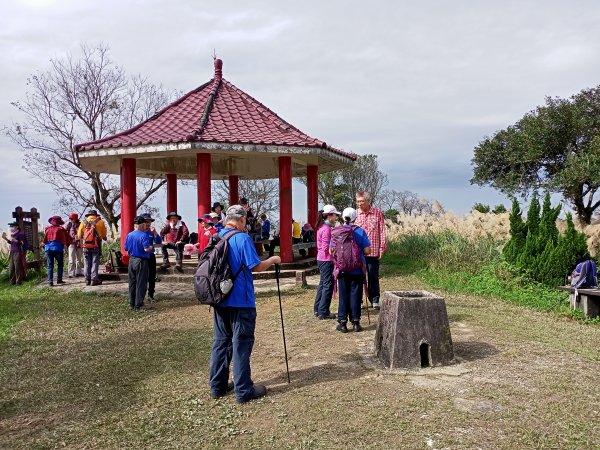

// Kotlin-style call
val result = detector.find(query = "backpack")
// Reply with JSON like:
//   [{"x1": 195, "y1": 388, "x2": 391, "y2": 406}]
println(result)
[
  {"x1": 571, "y1": 260, "x2": 598, "y2": 289},
  {"x1": 82, "y1": 217, "x2": 101, "y2": 250},
  {"x1": 194, "y1": 230, "x2": 243, "y2": 305},
  {"x1": 331, "y1": 225, "x2": 364, "y2": 276}
]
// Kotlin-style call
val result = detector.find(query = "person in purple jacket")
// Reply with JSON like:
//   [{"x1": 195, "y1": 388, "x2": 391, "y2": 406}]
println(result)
[
  {"x1": 313, "y1": 205, "x2": 341, "y2": 319},
  {"x1": 2, "y1": 222, "x2": 27, "y2": 285}
]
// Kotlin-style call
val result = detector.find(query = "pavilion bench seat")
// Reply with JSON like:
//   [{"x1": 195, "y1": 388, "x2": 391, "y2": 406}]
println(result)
[{"x1": 557, "y1": 286, "x2": 600, "y2": 318}]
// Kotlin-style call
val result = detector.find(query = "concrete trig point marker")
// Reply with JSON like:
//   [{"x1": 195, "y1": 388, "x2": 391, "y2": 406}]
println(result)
[{"x1": 375, "y1": 290, "x2": 454, "y2": 369}]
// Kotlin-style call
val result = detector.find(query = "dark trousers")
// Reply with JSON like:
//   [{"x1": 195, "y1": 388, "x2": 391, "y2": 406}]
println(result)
[
  {"x1": 128, "y1": 256, "x2": 149, "y2": 308},
  {"x1": 209, "y1": 306, "x2": 257, "y2": 402},
  {"x1": 314, "y1": 261, "x2": 334, "y2": 316},
  {"x1": 268, "y1": 237, "x2": 280, "y2": 257},
  {"x1": 337, "y1": 273, "x2": 364, "y2": 323},
  {"x1": 161, "y1": 242, "x2": 184, "y2": 265},
  {"x1": 365, "y1": 256, "x2": 380, "y2": 303},
  {"x1": 46, "y1": 250, "x2": 64, "y2": 282},
  {"x1": 148, "y1": 253, "x2": 156, "y2": 298}
]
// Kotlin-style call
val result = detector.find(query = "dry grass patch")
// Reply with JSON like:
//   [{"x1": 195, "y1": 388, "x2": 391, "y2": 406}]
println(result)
[{"x1": 0, "y1": 275, "x2": 599, "y2": 449}]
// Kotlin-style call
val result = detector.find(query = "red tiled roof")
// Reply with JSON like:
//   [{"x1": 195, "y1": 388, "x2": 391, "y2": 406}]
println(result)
[{"x1": 76, "y1": 60, "x2": 356, "y2": 161}]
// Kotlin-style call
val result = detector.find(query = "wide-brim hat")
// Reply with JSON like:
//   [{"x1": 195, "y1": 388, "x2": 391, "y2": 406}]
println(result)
[
  {"x1": 211, "y1": 202, "x2": 223, "y2": 212},
  {"x1": 69, "y1": 213, "x2": 79, "y2": 220},
  {"x1": 166, "y1": 211, "x2": 182, "y2": 220},
  {"x1": 322, "y1": 204, "x2": 341, "y2": 215},
  {"x1": 85, "y1": 210, "x2": 99, "y2": 217},
  {"x1": 48, "y1": 215, "x2": 64, "y2": 226}
]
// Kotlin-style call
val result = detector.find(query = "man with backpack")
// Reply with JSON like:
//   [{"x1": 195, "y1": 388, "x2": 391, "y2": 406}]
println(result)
[
  {"x1": 65, "y1": 213, "x2": 84, "y2": 278},
  {"x1": 77, "y1": 210, "x2": 108, "y2": 286},
  {"x1": 330, "y1": 207, "x2": 371, "y2": 333},
  {"x1": 206, "y1": 205, "x2": 280, "y2": 403},
  {"x1": 355, "y1": 190, "x2": 386, "y2": 310}
]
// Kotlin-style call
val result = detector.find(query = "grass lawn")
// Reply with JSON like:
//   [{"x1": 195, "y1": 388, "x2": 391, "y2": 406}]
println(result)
[{"x1": 0, "y1": 270, "x2": 599, "y2": 449}]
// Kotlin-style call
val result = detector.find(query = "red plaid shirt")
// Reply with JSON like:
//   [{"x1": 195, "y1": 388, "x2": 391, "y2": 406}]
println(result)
[{"x1": 355, "y1": 206, "x2": 386, "y2": 258}]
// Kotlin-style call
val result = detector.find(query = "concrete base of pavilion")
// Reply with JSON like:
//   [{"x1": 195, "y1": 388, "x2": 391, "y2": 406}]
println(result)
[{"x1": 99, "y1": 255, "x2": 318, "y2": 285}]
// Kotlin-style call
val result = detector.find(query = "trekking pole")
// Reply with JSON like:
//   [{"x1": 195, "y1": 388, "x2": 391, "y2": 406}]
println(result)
[
  {"x1": 364, "y1": 282, "x2": 371, "y2": 325},
  {"x1": 274, "y1": 264, "x2": 291, "y2": 384}
]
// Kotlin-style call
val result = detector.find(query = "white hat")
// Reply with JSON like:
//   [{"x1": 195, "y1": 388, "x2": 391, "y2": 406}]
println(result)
[
  {"x1": 209, "y1": 212, "x2": 219, "y2": 218},
  {"x1": 322, "y1": 204, "x2": 341, "y2": 215},
  {"x1": 342, "y1": 207, "x2": 356, "y2": 222}
]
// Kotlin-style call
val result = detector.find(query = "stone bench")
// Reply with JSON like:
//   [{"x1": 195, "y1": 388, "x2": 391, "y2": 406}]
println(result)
[{"x1": 558, "y1": 286, "x2": 600, "y2": 318}]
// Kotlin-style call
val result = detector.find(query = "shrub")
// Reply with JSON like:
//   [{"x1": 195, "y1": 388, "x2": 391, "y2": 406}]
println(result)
[{"x1": 472, "y1": 203, "x2": 490, "y2": 213}]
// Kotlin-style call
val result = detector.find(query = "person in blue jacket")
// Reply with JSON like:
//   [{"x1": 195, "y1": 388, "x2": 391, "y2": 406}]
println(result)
[
  {"x1": 141, "y1": 213, "x2": 162, "y2": 302},
  {"x1": 124, "y1": 216, "x2": 154, "y2": 310},
  {"x1": 209, "y1": 205, "x2": 281, "y2": 403}
]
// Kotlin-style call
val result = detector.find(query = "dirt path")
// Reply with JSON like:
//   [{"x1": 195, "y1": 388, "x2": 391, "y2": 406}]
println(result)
[{"x1": 1, "y1": 272, "x2": 598, "y2": 449}]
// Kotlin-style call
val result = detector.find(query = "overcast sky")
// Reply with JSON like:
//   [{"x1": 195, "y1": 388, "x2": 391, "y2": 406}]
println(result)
[{"x1": 2, "y1": 0, "x2": 600, "y2": 226}]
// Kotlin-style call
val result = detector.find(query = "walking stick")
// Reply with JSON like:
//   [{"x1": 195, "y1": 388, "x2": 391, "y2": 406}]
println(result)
[
  {"x1": 364, "y1": 278, "x2": 371, "y2": 325},
  {"x1": 274, "y1": 264, "x2": 291, "y2": 384}
]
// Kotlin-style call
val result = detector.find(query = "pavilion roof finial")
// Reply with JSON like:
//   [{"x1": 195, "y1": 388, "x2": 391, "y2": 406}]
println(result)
[{"x1": 214, "y1": 58, "x2": 223, "y2": 80}]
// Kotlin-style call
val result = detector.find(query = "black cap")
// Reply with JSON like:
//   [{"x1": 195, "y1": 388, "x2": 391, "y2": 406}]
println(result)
[
  {"x1": 141, "y1": 213, "x2": 155, "y2": 222},
  {"x1": 134, "y1": 216, "x2": 147, "y2": 225}
]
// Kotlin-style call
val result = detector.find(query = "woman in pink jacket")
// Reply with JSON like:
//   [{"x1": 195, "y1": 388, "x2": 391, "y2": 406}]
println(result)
[{"x1": 313, "y1": 205, "x2": 341, "y2": 319}]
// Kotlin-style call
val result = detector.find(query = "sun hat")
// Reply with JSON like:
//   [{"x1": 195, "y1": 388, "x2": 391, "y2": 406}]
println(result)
[
  {"x1": 85, "y1": 210, "x2": 99, "y2": 217},
  {"x1": 69, "y1": 213, "x2": 79, "y2": 220},
  {"x1": 322, "y1": 204, "x2": 341, "y2": 215},
  {"x1": 198, "y1": 213, "x2": 213, "y2": 224},
  {"x1": 211, "y1": 202, "x2": 223, "y2": 211},
  {"x1": 166, "y1": 211, "x2": 182, "y2": 220},
  {"x1": 48, "y1": 215, "x2": 64, "y2": 226},
  {"x1": 209, "y1": 212, "x2": 219, "y2": 219},
  {"x1": 342, "y1": 207, "x2": 356, "y2": 222}
]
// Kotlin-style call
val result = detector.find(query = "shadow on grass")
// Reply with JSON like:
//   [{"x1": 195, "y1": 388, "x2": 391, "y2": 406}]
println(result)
[
  {"x1": 259, "y1": 353, "x2": 368, "y2": 395},
  {"x1": 453, "y1": 341, "x2": 499, "y2": 362}
]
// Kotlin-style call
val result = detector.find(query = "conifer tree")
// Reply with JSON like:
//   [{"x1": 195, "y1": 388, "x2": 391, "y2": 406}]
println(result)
[{"x1": 503, "y1": 198, "x2": 526, "y2": 265}]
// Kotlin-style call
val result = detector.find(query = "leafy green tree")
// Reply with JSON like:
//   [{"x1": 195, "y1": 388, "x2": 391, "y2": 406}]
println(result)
[
  {"x1": 384, "y1": 209, "x2": 399, "y2": 222},
  {"x1": 471, "y1": 87, "x2": 600, "y2": 224},
  {"x1": 472, "y1": 203, "x2": 490, "y2": 213},
  {"x1": 503, "y1": 198, "x2": 526, "y2": 265},
  {"x1": 492, "y1": 204, "x2": 507, "y2": 214}
]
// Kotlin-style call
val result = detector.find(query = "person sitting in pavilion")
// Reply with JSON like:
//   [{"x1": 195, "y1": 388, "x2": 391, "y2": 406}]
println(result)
[
  {"x1": 160, "y1": 211, "x2": 189, "y2": 273},
  {"x1": 196, "y1": 214, "x2": 217, "y2": 253},
  {"x1": 212, "y1": 202, "x2": 226, "y2": 222}
]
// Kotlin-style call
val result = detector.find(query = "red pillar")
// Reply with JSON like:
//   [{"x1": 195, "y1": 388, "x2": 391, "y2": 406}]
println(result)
[
  {"x1": 279, "y1": 156, "x2": 293, "y2": 263},
  {"x1": 307, "y1": 165, "x2": 319, "y2": 257},
  {"x1": 166, "y1": 173, "x2": 177, "y2": 213},
  {"x1": 229, "y1": 175, "x2": 239, "y2": 205},
  {"x1": 120, "y1": 158, "x2": 136, "y2": 259},
  {"x1": 197, "y1": 153, "x2": 211, "y2": 234}
]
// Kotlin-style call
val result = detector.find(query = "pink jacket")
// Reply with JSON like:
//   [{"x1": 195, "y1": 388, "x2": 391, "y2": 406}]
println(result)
[{"x1": 316, "y1": 223, "x2": 333, "y2": 262}]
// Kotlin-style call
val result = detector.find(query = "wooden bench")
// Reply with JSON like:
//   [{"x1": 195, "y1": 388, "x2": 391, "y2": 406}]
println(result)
[
  {"x1": 292, "y1": 242, "x2": 316, "y2": 257},
  {"x1": 558, "y1": 286, "x2": 600, "y2": 318}
]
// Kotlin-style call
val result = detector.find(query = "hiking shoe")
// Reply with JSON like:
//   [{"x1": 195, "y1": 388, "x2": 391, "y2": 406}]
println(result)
[
  {"x1": 85, "y1": 279, "x2": 91, "y2": 286},
  {"x1": 237, "y1": 384, "x2": 267, "y2": 403},
  {"x1": 210, "y1": 381, "x2": 235, "y2": 399},
  {"x1": 372, "y1": 301, "x2": 380, "y2": 310},
  {"x1": 148, "y1": 295, "x2": 155, "y2": 303},
  {"x1": 48, "y1": 281, "x2": 54, "y2": 287},
  {"x1": 56, "y1": 280, "x2": 66, "y2": 285},
  {"x1": 318, "y1": 313, "x2": 336, "y2": 320},
  {"x1": 91, "y1": 279, "x2": 103, "y2": 286},
  {"x1": 352, "y1": 322, "x2": 363, "y2": 332},
  {"x1": 336, "y1": 322, "x2": 348, "y2": 333},
  {"x1": 175, "y1": 265, "x2": 184, "y2": 273}
]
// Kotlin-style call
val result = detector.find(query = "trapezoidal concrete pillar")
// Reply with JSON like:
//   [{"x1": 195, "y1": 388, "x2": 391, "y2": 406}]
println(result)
[
  {"x1": 375, "y1": 290, "x2": 454, "y2": 369},
  {"x1": 120, "y1": 158, "x2": 136, "y2": 259},
  {"x1": 279, "y1": 156, "x2": 293, "y2": 263}
]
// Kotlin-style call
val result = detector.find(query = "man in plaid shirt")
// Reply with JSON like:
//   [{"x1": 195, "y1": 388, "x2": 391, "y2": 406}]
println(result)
[{"x1": 355, "y1": 190, "x2": 387, "y2": 309}]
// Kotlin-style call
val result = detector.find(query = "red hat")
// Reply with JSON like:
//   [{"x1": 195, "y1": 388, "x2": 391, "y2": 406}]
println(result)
[
  {"x1": 48, "y1": 216, "x2": 64, "y2": 226},
  {"x1": 69, "y1": 213, "x2": 79, "y2": 220}
]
